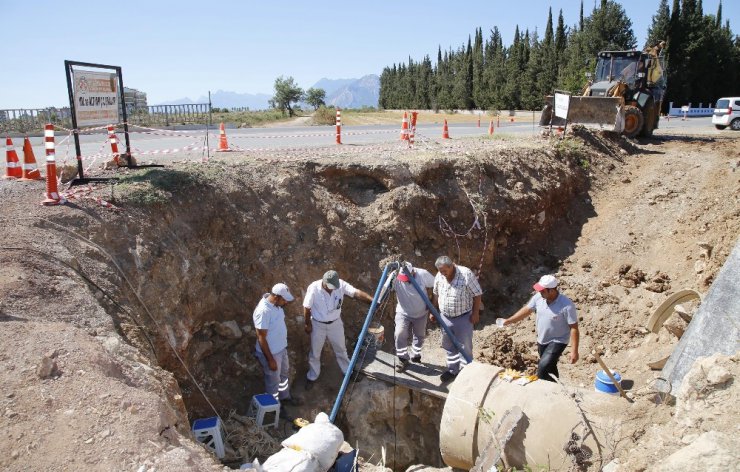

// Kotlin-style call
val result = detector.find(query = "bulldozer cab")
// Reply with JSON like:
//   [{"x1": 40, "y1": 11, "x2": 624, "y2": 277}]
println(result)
[
  {"x1": 595, "y1": 52, "x2": 643, "y2": 88},
  {"x1": 593, "y1": 51, "x2": 666, "y2": 94}
]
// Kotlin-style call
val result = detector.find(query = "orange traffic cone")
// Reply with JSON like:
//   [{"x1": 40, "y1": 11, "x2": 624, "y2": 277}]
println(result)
[
  {"x1": 3, "y1": 137, "x2": 22, "y2": 179},
  {"x1": 442, "y1": 119, "x2": 450, "y2": 139},
  {"x1": 41, "y1": 124, "x2": 62, "y2": 206},
  {"x1": 488, "y1": 120, "x2": 494, "y2": 136},
  {"x1": 20, "y1": 137, "x2": 43, "y2": 181},
  {"x1": 217, "y1": 123, "x2": 232, "y2": 152},
  {"x1": 400, "y1": 112, "x2": 409, "y2": 141}
]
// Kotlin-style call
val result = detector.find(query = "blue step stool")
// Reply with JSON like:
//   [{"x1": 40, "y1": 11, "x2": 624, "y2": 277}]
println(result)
[
  {"x1": 247, "y1": 393, "x2": 280, "y2": 428},
  {"x1": 192, "y1": 416, "x2": 226, "y2": 458}
]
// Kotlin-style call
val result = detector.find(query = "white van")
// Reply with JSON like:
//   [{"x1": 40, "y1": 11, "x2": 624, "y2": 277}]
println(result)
[{"x1": 712, "y1": 97, "x2": 740, "y2": 130}]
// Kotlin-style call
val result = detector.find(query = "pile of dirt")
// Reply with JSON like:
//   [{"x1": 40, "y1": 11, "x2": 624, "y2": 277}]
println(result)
[
  {"x1": 0, "y1": 320, "x2": 223, "y2": 471},
  {"x1": 616, "y1": 352, "x2": 739, "y2": 471},
  {"x1": 476, "y1": 330, "x2": 538, "y2": 374}
]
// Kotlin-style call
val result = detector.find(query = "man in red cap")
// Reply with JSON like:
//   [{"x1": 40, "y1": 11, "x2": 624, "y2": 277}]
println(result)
[
  {"x1": 502, "y1": 274, "x2": 579, "y2": 382},
  {"x1": 392, "y1": 262, "x2": 435, "y2": 372}
]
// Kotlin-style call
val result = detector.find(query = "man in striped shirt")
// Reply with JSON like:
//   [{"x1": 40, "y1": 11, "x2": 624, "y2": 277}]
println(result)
[{"x1": 432, "y1": 256, "x2": 483, "y2": 382}]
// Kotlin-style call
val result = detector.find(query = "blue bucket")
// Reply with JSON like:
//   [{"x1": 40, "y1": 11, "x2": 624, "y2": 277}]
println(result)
[{"x1": 594, "y1": 369, "x2": 622, "y2": 395}]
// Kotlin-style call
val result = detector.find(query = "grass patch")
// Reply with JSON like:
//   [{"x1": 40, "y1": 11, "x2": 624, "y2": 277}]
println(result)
[
  {"x1": 311, "y1": 105, "x2": 338, "y2": 125},
  {"x1": 211, "y1": 109, "x2": 302, "y2": 127},
  {"x1": 555, "y1": 137, "x2": 588, "y2": 159},
  {"x1": 116, "y1": 168, "x2": 202, "y2": 206}
]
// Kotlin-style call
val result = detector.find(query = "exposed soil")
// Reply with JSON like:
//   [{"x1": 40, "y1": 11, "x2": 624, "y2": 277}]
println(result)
[{"x1": 0, "y1": 127, "x2": 738, "y2": 471}]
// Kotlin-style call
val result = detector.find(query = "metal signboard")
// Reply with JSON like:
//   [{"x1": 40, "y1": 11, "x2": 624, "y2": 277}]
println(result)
[
  {"x1": 554, "y1": 92, "x2": 571, "y2": 120},
  {"x1": 72, "y1": 69, "x2": 120, "y2": 126}
]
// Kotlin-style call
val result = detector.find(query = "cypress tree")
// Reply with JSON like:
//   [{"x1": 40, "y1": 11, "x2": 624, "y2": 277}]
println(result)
[
  {"x1": 646, "y1": 0, "x2": 671, "y2": 49},
  {"x1": 555, "y1": 10, "x2": 567, "y2": 56},
  {"x1": 715, "y1": 0, "x2": 722, "y2": 28}
]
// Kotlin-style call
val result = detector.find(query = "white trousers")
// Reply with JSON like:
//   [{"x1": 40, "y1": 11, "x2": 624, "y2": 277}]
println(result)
[{"x1": 307, "y1": 318, "x2": 350, "y2": 381}]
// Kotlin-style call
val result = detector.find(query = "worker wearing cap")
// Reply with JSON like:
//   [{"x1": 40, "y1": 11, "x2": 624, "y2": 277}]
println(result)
[
  {"x1": 253, "y1": 283, "x2": 298, "y2": 404},
  {"x1": 502, "y1": 275, "x2": 579, "y2": 382},
  {"x1": 433, "y1": 256, "x2": 483, "y2": 382},
  {"x1": 303, "y1": 270, "x2": 373, "y2": 389},
  {"x1": 393, "y1": 262, "x2": 435, "y2": 372}
]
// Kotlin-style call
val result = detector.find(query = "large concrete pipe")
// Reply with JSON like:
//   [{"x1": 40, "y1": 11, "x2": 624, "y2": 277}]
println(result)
[{"x1": 440, "y1": 362, "x2": 619, "y2": 470}]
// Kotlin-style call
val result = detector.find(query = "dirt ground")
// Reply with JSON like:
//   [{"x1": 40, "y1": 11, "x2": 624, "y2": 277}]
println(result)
[{"x1": 0, "y1": 126, "x2": 738, "y2": 471}]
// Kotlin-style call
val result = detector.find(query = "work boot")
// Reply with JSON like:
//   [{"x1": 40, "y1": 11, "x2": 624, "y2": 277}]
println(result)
[
  {"x1": 282, "y1": 397, "x2": 304, "y2": 407},
  {"x1": 305, "y1": 379, "x2": 315, "y2": 391},
  {"x1": 440, "y1": 370, "x2": 457, "y2": 383},
  {"x1": 279, "y1": 407, "x2": 293, "y2": 421},
  {"x1": 411, "y1": 355, "x2": 422, "y2": 363},
  {"x1": 395, "y1": 358, "x2": 409, "y2": 373}
]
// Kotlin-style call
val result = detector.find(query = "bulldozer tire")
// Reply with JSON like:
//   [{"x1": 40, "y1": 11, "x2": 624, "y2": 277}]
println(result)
[
  {"x1": 623, "y1": 106, "x2": 644, "y2": 138},
  {"x1": 639, "y1": 99, "x2": 657, "y2": 137}
]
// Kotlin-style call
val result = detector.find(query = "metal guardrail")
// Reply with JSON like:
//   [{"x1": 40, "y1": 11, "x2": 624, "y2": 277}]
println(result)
[
  {"x1": 0, "y1": 108, "x2": 73, "y2": 134},
  {"x1": 127, "y1": 104, "x2": 211, "y2": 127},
  {"x1": 0, "y1": 104, "x2": 212, "y2": 133}
]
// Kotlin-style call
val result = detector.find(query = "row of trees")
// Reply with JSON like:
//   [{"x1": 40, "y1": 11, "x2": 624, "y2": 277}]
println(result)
[
  {"x1": 270, "y1": 77, "x2": 327, "y2": 116},
  {"x1": 649, "y1": 0, "x2": 739, "y2": 109},
  {"x1": 379, "y1": 0, "x2": 739, "y2": 111}
]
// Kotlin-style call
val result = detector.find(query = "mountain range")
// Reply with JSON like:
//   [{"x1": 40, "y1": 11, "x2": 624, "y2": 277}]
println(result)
[
  {"x1": 321, "y1": 75, "x2": 379, "y2": 109},
  {"x1": 157, "y1": 75, "x2": 379, "y2": 109}
]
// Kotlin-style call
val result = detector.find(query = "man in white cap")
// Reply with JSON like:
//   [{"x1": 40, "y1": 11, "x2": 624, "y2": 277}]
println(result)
[
  {"x1": 393, "y1": 262, "x2": 435, "y2": 372},
  {"x1": 253, "y1": 283, "x2": 299, "y2": 405},
  {"x1": 502, "y1": 274, "x2": 579, "y2": 382},
  {"x1": 303, "y1": 270, "x2": 373, "y2": 389},
  {"x1": 433, "y1": 256, "x2": 483, "y2": 382}
]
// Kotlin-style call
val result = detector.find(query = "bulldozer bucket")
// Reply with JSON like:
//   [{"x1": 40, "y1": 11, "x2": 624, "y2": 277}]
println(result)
[{"x1": 540, "y1": 96, "x2": 625, "y2": 133}]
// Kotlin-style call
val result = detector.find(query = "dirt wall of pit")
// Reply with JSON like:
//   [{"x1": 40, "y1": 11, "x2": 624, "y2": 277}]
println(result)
[{"x1": 89, "y1": 131, "x2": 630, "y2": 418}]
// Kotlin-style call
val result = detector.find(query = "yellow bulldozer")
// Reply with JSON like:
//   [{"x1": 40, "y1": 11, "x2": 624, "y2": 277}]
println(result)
[{"x1": 541, "y1": 44, "x2": 667, "y2": 138}]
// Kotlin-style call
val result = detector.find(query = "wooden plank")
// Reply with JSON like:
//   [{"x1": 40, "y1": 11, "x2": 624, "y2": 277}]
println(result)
[{"x1": 355, "y1": 349, "x2": 449, "y2": 399}]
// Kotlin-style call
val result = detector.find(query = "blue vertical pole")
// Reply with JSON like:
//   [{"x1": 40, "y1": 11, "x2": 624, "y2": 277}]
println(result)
[
  {"x1": 329, "y1": 262, "x2": 398, "y2": 423},
  {"x1": 401, "y1": 265, "x2": 473, "y2": 364}
]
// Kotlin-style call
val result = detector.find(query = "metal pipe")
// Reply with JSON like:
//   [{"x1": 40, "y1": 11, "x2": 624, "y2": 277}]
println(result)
[
  {"x1": 400, "y1": 264, "x2": 472, "y2": 364},
  {"x1": 329, "y1": 261, "x2": 398, "y2": 423}
]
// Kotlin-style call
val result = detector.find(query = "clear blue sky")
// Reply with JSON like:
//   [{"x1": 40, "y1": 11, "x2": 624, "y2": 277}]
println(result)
[{"x1": 1, "y1": 0, "x2": 735, "y2": 108}]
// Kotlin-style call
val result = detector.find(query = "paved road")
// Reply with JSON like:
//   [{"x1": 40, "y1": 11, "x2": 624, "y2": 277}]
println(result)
[{"x1": 17, "y1": 116, "x2": 729, "y2": 169}]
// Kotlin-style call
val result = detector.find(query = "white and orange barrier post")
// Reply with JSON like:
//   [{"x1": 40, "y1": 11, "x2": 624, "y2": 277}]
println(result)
[
  {"x1": 488, "y1": 119, "x2": 494, "y2": 136},
  {"x1": 336, "y1": 108, "x2": 342, "y2": 144},
  {"x1": 400, "y1": 112, "x2": 409, "y2": 141},
  {"x1": 408, "y1": 111, "x2": 418, "y2": 146},
  {"x1": 217, "y1": 123, "x2": 232, "y2": 152},
  {"x1": 41, "y1": 124, "x2": 62, "y2": 206},
  {"x1": 107, "y1": 125, "x2": 120, "y2": 165},
  {"x1": 3, "y1": 137, "x2": 22, "y2": 179},
  {"x1": 20, "y1": 137, "x2": 43, "y2": 180}
]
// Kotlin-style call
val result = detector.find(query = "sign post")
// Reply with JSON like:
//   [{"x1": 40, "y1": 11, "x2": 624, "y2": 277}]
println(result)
[
  {"x1": 681, "y1": 105, "x2": 689, "y2": 121},
  {"x1": 65, "y1": 60, "x2": 161, "y2": 186},
  {"x1": 553, "y1": 90, "x2": 571, "y2": 137},
  {"x1": 65, "y1": 60, "x2": 125, "y2": 185}
]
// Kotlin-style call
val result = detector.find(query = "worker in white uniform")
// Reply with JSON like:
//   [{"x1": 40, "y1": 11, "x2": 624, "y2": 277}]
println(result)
[
  {"x1": 253, "y1": 283, "x2": 300, "y2": 406},
  {"x1": 393, "y1": 262, "x2": 435, "y2": 372},
  {"x1": 303, "y1": 270, "x2": 373, "y2": 389}
]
